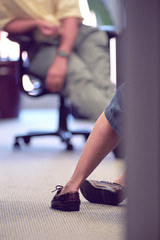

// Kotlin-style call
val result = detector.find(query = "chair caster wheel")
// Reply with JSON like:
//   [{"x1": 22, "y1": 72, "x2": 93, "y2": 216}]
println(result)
[
  {"x1": 24, "y1": 137, "x2": 30, "y2": 145},
  {"x1": 13, "y1": 141, "x2": 21, "y2": 149},
  {"x1": 67, "y1": 143, "x2": 73, "y2": 150}
]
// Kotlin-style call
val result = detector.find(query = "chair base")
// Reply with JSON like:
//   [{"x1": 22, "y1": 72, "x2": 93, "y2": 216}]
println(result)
[
  {"x1": 13, "y1": 95, "x2": 90, "y2": 150},
  {"x1": 13, "y1": 129, "x2": 90, "y2": 150}
]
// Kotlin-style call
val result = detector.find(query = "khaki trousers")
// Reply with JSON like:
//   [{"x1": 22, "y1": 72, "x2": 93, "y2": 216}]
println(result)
[{"x1": 28, "y1": 24, "x2": 115, "y2": 121}]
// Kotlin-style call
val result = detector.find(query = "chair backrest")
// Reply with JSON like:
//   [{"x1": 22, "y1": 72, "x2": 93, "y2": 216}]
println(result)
[
  {"x1": 103, "y1": 0, "x2": 126, "y2": 34},
  {"x1": 87, "y1": 0, "x2": 126, "y2": 35}
]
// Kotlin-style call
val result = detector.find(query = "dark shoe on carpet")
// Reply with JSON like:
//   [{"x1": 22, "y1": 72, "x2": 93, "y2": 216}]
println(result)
[
  {"x1": 51, "y1": 185, "x2": 81, "y2": 211},
  {"x1": 80, "y1": 180, "x2": 126, "y2": 206}
]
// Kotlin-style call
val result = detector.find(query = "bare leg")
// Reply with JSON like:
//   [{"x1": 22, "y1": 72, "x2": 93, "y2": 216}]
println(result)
[
  {"x1": 114, "y1": 170, "x2": 126, "y2": 186},
  {"x1": 60, "y1": 111, "x2": 122, "y2": 195}
]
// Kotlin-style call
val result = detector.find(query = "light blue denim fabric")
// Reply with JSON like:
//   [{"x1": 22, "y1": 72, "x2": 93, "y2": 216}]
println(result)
[{"x1": 105, "y1": 83, "x2": 126, "y2": 137}]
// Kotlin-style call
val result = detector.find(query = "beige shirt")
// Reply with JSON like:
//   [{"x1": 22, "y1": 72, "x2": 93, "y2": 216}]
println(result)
[{"x1": 0, "y1": 0, "x2": 82, "y2": 41}]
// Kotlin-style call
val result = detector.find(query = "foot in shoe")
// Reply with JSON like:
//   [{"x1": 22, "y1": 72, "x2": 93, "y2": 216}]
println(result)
[
  {"x1": 51, "y1": 185, "x2": 81, "y2": 211},
  {"x1": 80, "y1": 180, "x2": 126, "y2": 206}
]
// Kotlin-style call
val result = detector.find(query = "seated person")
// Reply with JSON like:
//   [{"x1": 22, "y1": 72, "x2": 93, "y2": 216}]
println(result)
[
  {"x1": 51, "y1": 83, "x2": 127, "y2": 211},
  {"x1": 0, "y1": 0, "x2": 115, "y2": 121}
]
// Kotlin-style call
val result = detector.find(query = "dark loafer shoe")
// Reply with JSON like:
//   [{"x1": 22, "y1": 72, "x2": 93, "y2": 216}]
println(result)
[
  {"x1": 51, "y1": 185, "x2": 81, "y2": 211},
  {"x1": 80, "y1": 180, "x2": 126, "y2": 206}
]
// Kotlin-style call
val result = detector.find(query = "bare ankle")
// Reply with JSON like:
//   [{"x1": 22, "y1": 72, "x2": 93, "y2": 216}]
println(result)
[
  {"x1": 114, "y1": 177, "x2": 125, "y2": 186},
  {"x1": 60, "y1": 182, "x2": 78, "y2": 195}
]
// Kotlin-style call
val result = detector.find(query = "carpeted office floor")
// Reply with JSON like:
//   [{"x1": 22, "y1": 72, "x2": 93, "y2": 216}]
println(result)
[{"x1": 0, "y1": 109, "x2": 126, "y2": 240}]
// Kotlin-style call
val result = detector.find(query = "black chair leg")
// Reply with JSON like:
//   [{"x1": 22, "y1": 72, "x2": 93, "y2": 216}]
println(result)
[{"x1": 13, "y1": 95, "x2": 90, "y2": 150}]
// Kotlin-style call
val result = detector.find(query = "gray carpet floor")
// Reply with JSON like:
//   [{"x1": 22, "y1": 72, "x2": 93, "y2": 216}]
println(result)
[{"x1": 0, "y1": 109, "x2": 126, "y2": 240}]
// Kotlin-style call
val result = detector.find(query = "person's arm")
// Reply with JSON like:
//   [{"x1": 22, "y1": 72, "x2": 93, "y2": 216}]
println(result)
[
  {"x1": 4, "y1": 17, "x2": 79, "y2": 93},
  {"x1": 58, "y1": 17, "x2": 79, "y2": 55},
  {"x1": 4, "y1": 19, "x2": 38, "y2": 33},
  {"x1": 45, "y1": 17, "x2": 79, "y2": 93},
  {"x1": 4, "y1": 18, "x2": 59, "y2": 35}
]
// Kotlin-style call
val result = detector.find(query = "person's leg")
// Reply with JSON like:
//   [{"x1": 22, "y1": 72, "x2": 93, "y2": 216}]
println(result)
[
  {"x1": 27, "y1": 42, "x2": 114, "y2": 121},
  {"x1": 63, "y1": 53, "x2": 115, "y2": 120},
  {"x1": 114, "y1": 170, "x2": 126, "y2": 186},
  {"x1": 27, "y1": 43, "x2": 57, "y2": 80},
  {"x1": 59, "y1": 111, "x2": 122, "y2": 195},
  {"x1": 65, "y1": 24, "x2": 115, "y2": 120},
  {"x1": 51, "y1": 84, "x2": 126, "y2": 210},
  {"x1": 75, "y1": 25, "x2": 115, "y2": 100},
  {"x1": 78, "y1": 83, "x2": 127, "y2": 205}
]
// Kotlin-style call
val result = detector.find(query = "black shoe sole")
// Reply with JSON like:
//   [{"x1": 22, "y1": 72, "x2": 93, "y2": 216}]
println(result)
[
  {"x1": 80, "y1": 180, "x2": 121, "y2": 206},
  {"x1": 51, "y1": 201, "x2": 80, "y2": 212}
]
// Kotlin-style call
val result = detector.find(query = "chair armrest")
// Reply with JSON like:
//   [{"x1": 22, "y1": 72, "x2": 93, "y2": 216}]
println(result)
[
  {"x1": 7, "y1": 33, "x2": 49, "y2": 97},
  {"x1": 7, "y1": 32, "x2": 34, "y2": 51}
]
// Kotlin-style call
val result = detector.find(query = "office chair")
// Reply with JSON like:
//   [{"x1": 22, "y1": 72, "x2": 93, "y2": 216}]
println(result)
[
  {"x1": 8, "y1": 33, "x2": 90, "y2": 150},
  {"x1": 9, "y1": 27, "x2": 119, "y2": 152}
]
